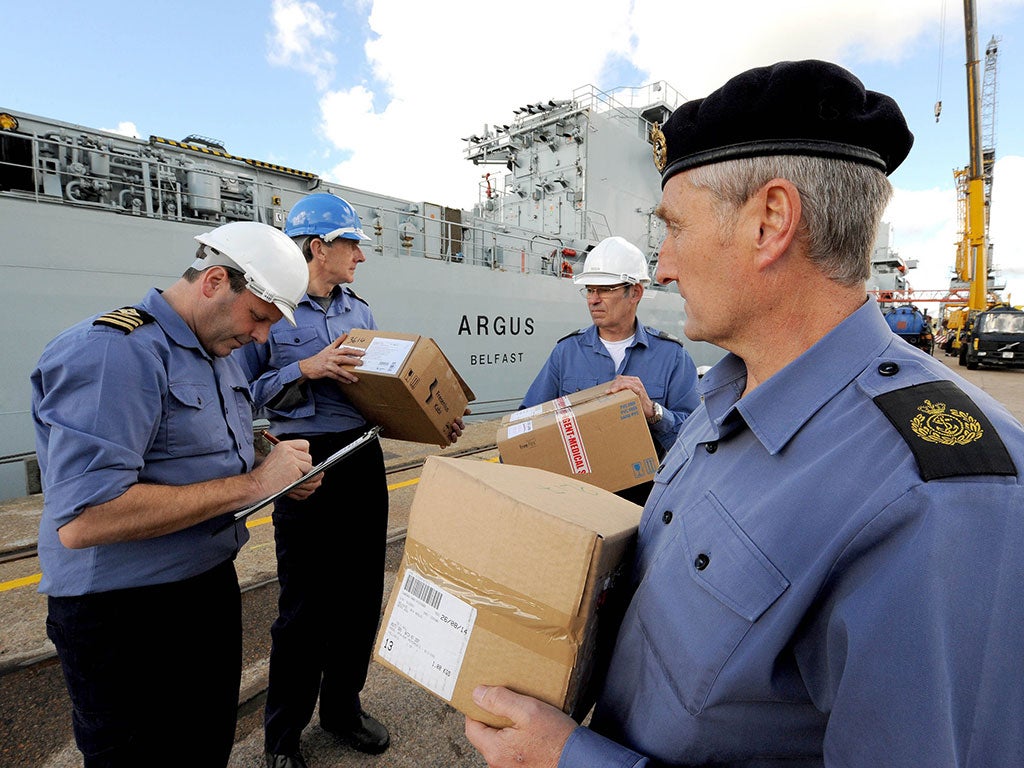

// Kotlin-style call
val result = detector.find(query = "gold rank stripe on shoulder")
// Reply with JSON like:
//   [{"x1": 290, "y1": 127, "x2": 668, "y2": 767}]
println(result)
[
  {"x1": 651, "y1": 327, "x2": 685, "y2": 347},
  {"x1": 92, "y1": 307, "x2": 155, "y2": 334},
  {"x1": 873, "y1": 380, "x2": 1017, "y2": 481},
  {"x1": 344, "y1": 286, "x2": 369, "y2": 306}
]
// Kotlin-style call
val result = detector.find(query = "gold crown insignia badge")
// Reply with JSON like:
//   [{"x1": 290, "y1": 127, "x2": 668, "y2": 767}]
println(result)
[
  {"x1": 651, "y1": 122, "x2": 667, "y2": 172},
  {"x1": 911, "y1": 399, "x2": 983, "y2": 446}
]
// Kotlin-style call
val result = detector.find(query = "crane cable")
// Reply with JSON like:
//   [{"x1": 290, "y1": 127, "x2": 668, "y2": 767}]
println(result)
[
  {"x1": 933, "y1": 0, "x2": 946, "y2": 121},
  {"x1": 935, "y1": 0, "x2": 947, "y2": 122}
]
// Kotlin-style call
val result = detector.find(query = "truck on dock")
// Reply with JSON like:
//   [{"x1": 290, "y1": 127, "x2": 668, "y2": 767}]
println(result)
[{"x1": 959, "y1": 304, "x2": 1024, "y2": 369}]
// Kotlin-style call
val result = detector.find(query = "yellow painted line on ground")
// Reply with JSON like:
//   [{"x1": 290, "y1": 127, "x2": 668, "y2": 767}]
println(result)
[
  {"x1": 0, "y1": 455, "x2": 499, "y2": 592},
  {"x1": 0, "y1": 572, "x2": 41, "y2": 593},
  {"x1": 242, "y1": 476, "x2": 423, "y2": 527}
]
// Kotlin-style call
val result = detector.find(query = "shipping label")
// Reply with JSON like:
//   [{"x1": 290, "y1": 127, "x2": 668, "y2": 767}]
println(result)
[
  {"x1": 508, "y1": 404, "x2": 543, "y2": 422},
  {"x1": 378, "y1": 568, "x2": 477, "y2": 701},
  {"x1": 505, "y1": 421, "x2": 533, "y2": 439},
  {"x1": 358, "y1": 337, "x2": 416, "y2": 374}
]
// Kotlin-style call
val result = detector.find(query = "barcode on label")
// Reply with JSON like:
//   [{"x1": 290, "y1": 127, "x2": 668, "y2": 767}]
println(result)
[{"x1": 403, "y1": 571, "x2": 443, "y2": 609}]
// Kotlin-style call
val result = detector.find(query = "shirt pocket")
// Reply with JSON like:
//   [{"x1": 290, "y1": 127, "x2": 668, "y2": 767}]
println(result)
[
  {"x1": 270, "y1": 325, "x2": 322, "y2": 366},
  {"x1": 230, "y1": 384, "x2": 255, "y2": 451},
  {"x1": 165, "y1": 381, "x2": 224, "y2": 456},
  {"x1": 645, "y1": 383, "x2": 666, "y2": 402},
  {"x1": 634, "y1": 490, "x2": 788, "y2": 715},
  {"x1": 563, "y1": 375, "x2": 601, "y2": 393}
]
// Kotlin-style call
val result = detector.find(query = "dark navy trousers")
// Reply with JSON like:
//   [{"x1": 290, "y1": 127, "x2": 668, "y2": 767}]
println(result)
[
  {"x1": 263, "y1": 428, "x2": 388, "y2": 754},
  {"x1": 46, "y1": 558, "x2": 242, "y2": 768}
]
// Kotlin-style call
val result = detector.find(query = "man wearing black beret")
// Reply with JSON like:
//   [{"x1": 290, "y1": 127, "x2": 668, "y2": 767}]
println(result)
[{"x1": 466, "y1": 59, "x2": 1024, "y2": 767}]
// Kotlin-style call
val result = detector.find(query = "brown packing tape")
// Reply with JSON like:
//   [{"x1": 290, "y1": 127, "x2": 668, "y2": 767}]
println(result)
[{"x1": 403, "y1": 539, "x2": 586, "y2": 666}]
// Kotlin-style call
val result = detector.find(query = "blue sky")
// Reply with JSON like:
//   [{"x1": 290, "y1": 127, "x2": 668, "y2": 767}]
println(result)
[{"x1": 6, "y1": 0, "x2": 1024, "y2": 299}]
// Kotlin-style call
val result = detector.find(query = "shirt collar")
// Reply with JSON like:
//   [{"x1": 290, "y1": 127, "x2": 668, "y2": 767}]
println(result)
[
  {"x1": 300, "y1": 284, "x2": 360, "y2": 315},
  {"x1": 700, "y1": 298, "x2": 894, "y2": 454},
  {"x1": 582, "y1": 320, "x2": 649, "y2": 348},
  {"x1": 139, "y1": 288, "x2": 210, "y2": 358}
]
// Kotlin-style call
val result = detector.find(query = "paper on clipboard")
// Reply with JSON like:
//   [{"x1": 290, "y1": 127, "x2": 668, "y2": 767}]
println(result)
[{"x1": 216, "y1": 426, "x2": 381, "y2": 532}]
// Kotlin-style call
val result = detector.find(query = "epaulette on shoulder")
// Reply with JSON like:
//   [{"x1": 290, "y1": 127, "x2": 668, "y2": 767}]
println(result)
[
  {"x1": 557, "y1": 328, "x2": 586, "y2": 344},
  {"x1": 92, "y1": 307, "x2": 155, "y2": 334},
  {"x1": 343, "y1": 286, "x2": 369, "y2": 306},
  {"x1": 873, "y1": 380, "x2": 1017, "y2": 481},
  {"x1": 647, "y1": 326, "x2": 685, "y2": 347}
]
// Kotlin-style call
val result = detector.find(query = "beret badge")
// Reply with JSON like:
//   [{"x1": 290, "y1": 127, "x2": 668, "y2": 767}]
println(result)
[{"x1": 650, "y1": 122, "x2": 668, "y2": 172}]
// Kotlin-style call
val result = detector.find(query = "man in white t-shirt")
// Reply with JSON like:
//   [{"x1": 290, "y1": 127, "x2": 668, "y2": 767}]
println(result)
[{"x1": 519, "y1": 236, "x2": 699, "y2": 499}]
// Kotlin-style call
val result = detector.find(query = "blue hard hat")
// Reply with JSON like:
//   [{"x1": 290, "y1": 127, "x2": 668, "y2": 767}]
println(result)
[{"x1": 284, "y1": 193, "x2": 370, "y2": 241}]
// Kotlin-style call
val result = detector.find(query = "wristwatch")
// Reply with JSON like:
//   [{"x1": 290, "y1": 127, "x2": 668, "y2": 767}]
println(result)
[{"x1": 647, "y1": 401, "x2": 664, "y2": 425}]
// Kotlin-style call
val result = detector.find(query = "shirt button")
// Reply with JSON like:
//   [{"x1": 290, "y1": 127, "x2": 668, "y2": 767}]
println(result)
[
  {"x1": 694, "y1": 553, "x2": 710, "y2": 571},
  {"x1": 705, "y1": 442, "x2": 718, "y2": 454},
  {"x1": 878, "y1": 362, "x2": 900, "y2": 376},
  {"x1": 662, "y1": 510, "x2": 673, "y2": 524}
]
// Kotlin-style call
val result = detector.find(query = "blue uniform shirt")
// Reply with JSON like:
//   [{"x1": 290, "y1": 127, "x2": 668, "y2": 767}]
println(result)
[
  {"x1": 32, "y1": 288, "x2": 253, "y2": 597},
  {"x1": 521, "y1": 322, "x2": 700, "y2": 453},
  {"x1": 237, "y1": 286, "x2": 376, "y2": 435},
  {"x1": 560, "y1": 299, "x2": 1024, "y2": 767}
]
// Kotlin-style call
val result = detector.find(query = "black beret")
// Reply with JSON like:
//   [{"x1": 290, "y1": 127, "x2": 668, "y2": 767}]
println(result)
[{"x1": 653, "y1": 59, "x2": 913, "y2": 185}]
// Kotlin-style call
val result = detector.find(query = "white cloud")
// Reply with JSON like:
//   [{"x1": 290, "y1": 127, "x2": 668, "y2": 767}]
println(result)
[
  {"x1": 318, "y1": 0, "x2": 638, "y2": 205},
  {"x1": 885, "y1": 185, "x2": 959, "y2": 294},
  {"x1": 990, "y1": 154, "x2": 1024, "y2": 302},
  {"x1": 102, "y1": 121, "x2": 140, "y2": 139},
  {"x1": 267, "y1": 0, "x2": 337, "y2": 90},
  {"x1": 287, "y1": 0, "x2": 1024, "y2": 305},
  {"x1": 887, "y1": 153, "x2": 1024, "y2": 304}
]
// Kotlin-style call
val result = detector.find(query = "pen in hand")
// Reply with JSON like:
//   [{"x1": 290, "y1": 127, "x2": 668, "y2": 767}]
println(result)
[{"x1": 261, "y1": 430, "x2": 281, "y2": 446}]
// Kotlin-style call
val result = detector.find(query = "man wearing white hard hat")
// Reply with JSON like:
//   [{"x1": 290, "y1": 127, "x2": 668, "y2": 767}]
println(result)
[
  {"x1": 32, "y1": 221, "x2": 320, "y2": 767},
  {"x1": 520, "y1": 235, "x2": 699, "y2": 498}
]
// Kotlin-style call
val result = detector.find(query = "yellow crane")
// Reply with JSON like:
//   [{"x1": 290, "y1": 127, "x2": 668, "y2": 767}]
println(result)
[{"x1": 943, "y1": 0, "x2": 1000, "y2": 355}]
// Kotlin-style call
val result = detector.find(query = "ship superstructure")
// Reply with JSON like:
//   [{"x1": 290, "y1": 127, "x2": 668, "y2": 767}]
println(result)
[{"x1": 0, "y1": 84, "x2": 721, "y2": 500}]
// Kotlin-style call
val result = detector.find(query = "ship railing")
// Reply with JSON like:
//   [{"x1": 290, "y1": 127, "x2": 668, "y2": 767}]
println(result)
[
  {"x1": 358, "y1": 201, "x2": 677, "y2": 297},
  {"x1": 0, "y1": 126, "x2": 295, "y2": 226},
  {"x1": 573, "y1": 82, "x2": 684, "y2": 115},
  {"x1": 2, "y1": 123, "x2": 632, "y2": 282},
  {"x1": 357, "y1": 201, "x2": 584, "y2": 279},
  {"x1": 572, "y1": 81, "x2": 683, "y2": 136}
]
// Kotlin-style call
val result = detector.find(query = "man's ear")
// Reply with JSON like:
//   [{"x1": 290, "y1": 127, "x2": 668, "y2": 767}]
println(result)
[
  {"x1": 309, "y1": 236, "x2": 329, "y2": 263},
  {"x1": 200, "y1": 265, "x2": 230, "y2": 297},
  {"x1": 753, "y1": 178, "x2": 801, "y2": 270}
]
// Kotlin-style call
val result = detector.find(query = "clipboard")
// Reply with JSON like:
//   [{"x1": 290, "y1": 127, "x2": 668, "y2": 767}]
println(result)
[{"x1": 215, "y1": 426, "x2": 382, "y2": 533}]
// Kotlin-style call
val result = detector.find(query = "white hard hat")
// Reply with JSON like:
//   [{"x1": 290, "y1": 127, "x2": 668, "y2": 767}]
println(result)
[
  {"x1": 574, "y1": 236, "x2": 651, "y2": 286},
  {"x1": 193, "y1": 222, "x2": 309, "y2": 326}
]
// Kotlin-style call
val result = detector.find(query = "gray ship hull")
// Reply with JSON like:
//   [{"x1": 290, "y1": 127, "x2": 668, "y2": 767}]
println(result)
[{"x1": 0, "y1": 178, "x2": 709, "y2": 501}]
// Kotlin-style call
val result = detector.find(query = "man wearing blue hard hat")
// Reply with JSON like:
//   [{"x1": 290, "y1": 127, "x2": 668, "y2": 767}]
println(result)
[
  {"x1": 238, "y1": 193, "x2": 391, "y2": 767},
  {"x1": 465, "y1": 59, "x2": 1024, "y2": 767}
]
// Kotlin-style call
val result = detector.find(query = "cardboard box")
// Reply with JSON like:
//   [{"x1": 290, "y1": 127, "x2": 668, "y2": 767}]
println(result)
[
  {"x1": 341, "y1": 329, "x2": 474, "y2": 447},
  {"x1": 374, "y1": 456, "x2": 641, "y2": 727},
  {"x1": 497, "y1": 384, "x2": 659, "y2": 492}
]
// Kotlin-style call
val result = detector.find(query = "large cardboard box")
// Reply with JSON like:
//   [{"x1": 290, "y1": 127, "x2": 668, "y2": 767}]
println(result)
[
  {"x1": 497, "y1": 384, "x2": 659, "y2": 492},
  {"x1": 374, "y1": 456, "x2": 641, "y2": 727},
  {"x1": 342, "y1": 329, "x2": 474, "y2": 447}
]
